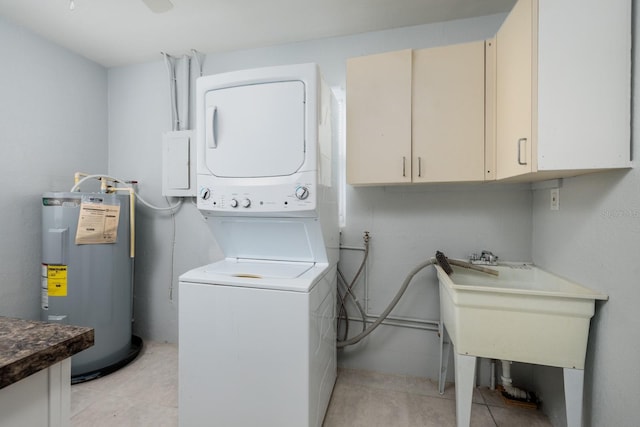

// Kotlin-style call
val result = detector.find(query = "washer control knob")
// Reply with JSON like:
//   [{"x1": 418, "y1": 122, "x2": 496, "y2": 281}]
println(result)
[
  {"x1": 200, "y1": 187, "x2": 211, "y2": 200},
  {"x1": 241, "y1": 198, "x2": 251, "y2": 208},
  {"x1": 295, "y1": 186, "x2": 310, "y2": 200},
  {"x1": 229, "y1": 198, "x2": 239, "y2": 208}
]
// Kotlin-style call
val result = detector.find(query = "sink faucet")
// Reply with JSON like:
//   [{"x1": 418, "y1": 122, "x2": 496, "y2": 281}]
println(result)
[{"x1": 470, "y1": 250, "x2": 499, "y2": 265}]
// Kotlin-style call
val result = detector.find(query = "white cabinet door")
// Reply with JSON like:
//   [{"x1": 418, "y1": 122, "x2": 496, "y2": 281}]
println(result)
[
  {"x1": 412, "y1": 41, "x2": 486, "y2": 183},
  {"x1": 346, "y1": 50, "x2": 412, "y2": 185},
  {"x1": 0, "y1": 360, "x2": 71, "y2": 427}
]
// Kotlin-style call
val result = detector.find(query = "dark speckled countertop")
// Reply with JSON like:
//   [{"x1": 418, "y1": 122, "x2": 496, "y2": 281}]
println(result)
[{"x1": 0, "y1": 316, "x2": 94, "y2": 389}]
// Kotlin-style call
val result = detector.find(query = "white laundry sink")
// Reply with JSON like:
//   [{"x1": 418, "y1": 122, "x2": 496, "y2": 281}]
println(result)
[{"x1": 435, "y1": 263, "x2": 607, "y2": 369}]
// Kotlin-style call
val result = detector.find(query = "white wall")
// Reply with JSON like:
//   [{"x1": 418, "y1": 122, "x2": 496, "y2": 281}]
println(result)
[
  {"x1": 107, "y1": 13, "x2": 536, "y2": 379},
  {"x1": 107, "y1": 61, "x2": 222, "y2": 342},
  {"x1": 529, "y1": 3, "x2": 640, "y2": 425},
  {"x1": 0, "y1": 17, "x2": 107, "y2": 319},
  {"x1": 339, "y1": 183, "x2": 532, "y2": 379}
]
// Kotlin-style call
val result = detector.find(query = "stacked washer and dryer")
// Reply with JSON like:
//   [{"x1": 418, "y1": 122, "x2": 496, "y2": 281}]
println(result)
[{"x1": 178, "y1": 63, "x2": 339, "y2": 427}]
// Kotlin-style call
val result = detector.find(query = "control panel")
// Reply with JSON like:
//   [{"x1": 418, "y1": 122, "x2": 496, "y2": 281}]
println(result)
[{"x1": 197, "y1": 174, "x2": 317, "y2": 214}]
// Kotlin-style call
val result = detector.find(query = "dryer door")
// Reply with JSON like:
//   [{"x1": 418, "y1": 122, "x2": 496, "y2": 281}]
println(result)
[{"x1": 203, "y1": 80, "x2": 306, "y2": 178}]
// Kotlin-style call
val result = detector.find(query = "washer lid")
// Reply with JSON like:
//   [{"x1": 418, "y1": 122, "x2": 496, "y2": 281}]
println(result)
[
  {"x1": 204, "y1": 258, "x2": 314, "y2": 279},
  {"x1": 179, "y1": 259, "x2": 330, "y2": 292},
  {"x1": 208, "y1": 216, "x2": 328, "y2": 264}
]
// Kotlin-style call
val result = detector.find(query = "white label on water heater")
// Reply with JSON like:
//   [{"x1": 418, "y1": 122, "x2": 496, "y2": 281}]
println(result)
[
  {"x1": 75, "y1": 201, "x2": 120, "y2": 244},
  {"x1": 41, "y1": 275, "x2": 49, "y2": 310}
]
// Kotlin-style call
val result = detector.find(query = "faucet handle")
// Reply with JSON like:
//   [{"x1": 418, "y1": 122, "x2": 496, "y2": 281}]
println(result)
[
  {"x1": 470, "y1": 250, "x2": 499, "y2": 265},
  {"x1": 481, "y1": 250, "x2": 498, "y2": 263}
]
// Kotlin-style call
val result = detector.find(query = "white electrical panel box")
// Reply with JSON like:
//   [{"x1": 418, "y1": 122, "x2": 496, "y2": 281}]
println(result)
[{"x1": 162, "y1": 130, "x2": 196, "y2": 197}]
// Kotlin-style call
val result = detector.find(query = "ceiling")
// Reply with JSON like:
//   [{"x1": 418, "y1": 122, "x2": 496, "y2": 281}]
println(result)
[{"x1": 0, "y1": 0, "x2": 515, "y2": 68}]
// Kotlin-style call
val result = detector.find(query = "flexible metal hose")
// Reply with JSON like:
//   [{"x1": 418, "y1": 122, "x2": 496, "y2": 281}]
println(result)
[
  {"x1": 337, "y1": 257, "x2": 435, "y2": 348},
  {"x1": 337, "y1": 233, "x2": 369, "y2": 340}
]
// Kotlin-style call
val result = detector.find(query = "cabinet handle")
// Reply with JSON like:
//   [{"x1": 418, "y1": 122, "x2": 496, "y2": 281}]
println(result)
[
  {"x1": 517, "y1": 138, "x2": 527, "y2": 165},
  {"x1": 418, "y1": 157, "x2": 422, "y2": 178},
  {"x1": 402, "y1": 157, "x2": 406, "y2": 177}
]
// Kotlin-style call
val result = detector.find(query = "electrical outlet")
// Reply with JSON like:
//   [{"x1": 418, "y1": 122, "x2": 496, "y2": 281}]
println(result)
[{"x1": 550, "y1": 188, "x2": 560, "y2": 210}]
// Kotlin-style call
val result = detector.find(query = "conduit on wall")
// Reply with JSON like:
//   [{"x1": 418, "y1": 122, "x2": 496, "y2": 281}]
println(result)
[
  {"x1": 160, "y1": 49, "x2": 205, "y2": 300},
  {"x1": 162, "y1": 49, "x2": 205, "y2": 131}
]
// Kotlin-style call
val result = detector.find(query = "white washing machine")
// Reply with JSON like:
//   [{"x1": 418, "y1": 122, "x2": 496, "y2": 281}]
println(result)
[
  {"x1": 180, "y1": 259, "x2": 336, "y2": 427},
  {"x1": 179, "y1": 63, "x2": 339, "y2": 427}
]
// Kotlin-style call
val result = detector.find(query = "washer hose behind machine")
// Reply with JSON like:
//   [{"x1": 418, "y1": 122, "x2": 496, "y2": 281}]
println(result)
[{"x1": 337, "y1": 251, "x2": 453, "y2": 348}]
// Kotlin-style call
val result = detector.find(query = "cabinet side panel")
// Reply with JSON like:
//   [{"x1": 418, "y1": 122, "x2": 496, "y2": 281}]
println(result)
[
  {"x1": 346, "y1": 50, "x2": 412, "y2": 185},
  {"x1": 495, "y1": 0, "x2": 535, "y2": 179},
  {"x1": 485, "y1": 38, "x2": 497, "y2": 181},
  {"x1": 537, "y1": 0, "x2": 631, "y2": 170},
  {"x1": 0, "y1": 368, "x2": 49, "y2": 427}
]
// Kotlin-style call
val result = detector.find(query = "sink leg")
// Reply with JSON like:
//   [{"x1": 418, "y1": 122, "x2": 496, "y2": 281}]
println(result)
[
  {"x1": 563, "y1": 368, "x2": 584, "y2": 427},
  {"x1": 454, "y1": 352, "x2": 476, "y2": 427},
  {"x1": 438, "y1": 323, "x2": 452, "y2": 395}
]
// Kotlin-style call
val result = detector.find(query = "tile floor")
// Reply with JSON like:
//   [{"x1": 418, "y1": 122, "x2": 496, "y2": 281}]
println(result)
[{"x1": 71, "y1": 341, "x2": 552, "y2": 427}]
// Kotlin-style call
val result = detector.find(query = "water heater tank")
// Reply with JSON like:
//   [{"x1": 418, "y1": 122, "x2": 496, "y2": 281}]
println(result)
[{"x1": 41, "y1": 192, "x2": 139, "y2": 380}]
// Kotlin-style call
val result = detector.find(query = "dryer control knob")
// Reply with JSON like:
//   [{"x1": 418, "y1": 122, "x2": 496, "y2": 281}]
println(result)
[
  {"x1": 241, "y1": 198, "x2": 251, "y2": 208},
  {"x1": 295, "y1": 186, "x2": 310, "y2": 200},
  {"x1": 200, "y1": 188, "x2": 211, "y2": 200},
  {"x1": 229, "y1": 198, "x2": 239, "y2": 208}
]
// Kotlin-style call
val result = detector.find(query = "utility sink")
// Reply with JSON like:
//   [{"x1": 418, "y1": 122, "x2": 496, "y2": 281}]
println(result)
[
  {"x1": 436, "y1": 262, "x2": 607, "y2": 369},
  {"x1": 435, "y1": 262, "x2": 608, "y2": 427}
]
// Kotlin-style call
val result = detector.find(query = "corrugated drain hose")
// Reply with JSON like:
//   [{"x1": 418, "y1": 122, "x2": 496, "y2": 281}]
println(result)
[{"x1": 337, "y1": 257, "x2": 436, "y2": 348}]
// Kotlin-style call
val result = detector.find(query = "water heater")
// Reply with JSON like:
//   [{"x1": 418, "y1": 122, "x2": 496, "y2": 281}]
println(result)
[{"x1": 41, "y1": 192, "x2": 138, "y2": 380}]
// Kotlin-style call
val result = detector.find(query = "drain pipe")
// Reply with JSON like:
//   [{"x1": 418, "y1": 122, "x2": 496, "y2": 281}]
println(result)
[
  {"x1": 490, "y1": 359, "x2": 496, "y2": 390},
  {"x1": 500, "y1": 360, "x2": 530, "y2": 400},
  {"x1": 107, "y1": 186, "x2": 136, "y2": 259}
]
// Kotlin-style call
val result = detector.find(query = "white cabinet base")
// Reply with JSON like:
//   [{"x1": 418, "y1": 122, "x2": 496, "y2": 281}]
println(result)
[{"x1": 0, "y1": 359, "x2": 71, "y2": 427}]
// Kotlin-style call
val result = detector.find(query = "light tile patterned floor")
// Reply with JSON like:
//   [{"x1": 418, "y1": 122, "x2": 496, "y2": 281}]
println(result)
[
  {"x1": 323, "y1": 368, "x2": 552, "y2": 427},
  {"x1": 71, "y1": 341, "x2": 178, "y2": 427},
  {"x1": 71, "y1": 341, "x2": 551, "y2": 426}
]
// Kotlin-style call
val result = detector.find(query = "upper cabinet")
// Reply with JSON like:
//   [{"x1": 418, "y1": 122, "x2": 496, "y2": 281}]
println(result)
[
  {"x1": 346, "y1": 0, "x2": 631, "y2": 186},
  {"x1": 346, "y1": 41, "x2": 491, "y2": 185},
  {"x1": 494, "y1": 0, "x2": 631, "y2": 181}
]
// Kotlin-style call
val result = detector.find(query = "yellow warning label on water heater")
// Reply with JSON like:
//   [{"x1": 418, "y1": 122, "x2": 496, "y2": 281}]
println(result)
[{"x1": 47, "y1": 265, "x2": 68, "y2": 297}]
